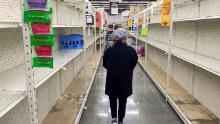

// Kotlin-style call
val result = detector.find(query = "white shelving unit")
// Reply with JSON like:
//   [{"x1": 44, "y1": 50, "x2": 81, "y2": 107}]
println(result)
[
  {"x1": 130, "y1": 0, "x2": 220, "y2": 123},
  {"x1": 131, "y1": 0, "x2": 220, "y2": 77},
  {"x1": 0, "y1": 0, "x2": 105, "y2": 123},
  {"x1": 129, "y1": 32, "x2": 220, "y2": 77},
  {"x1": 53, "y1": 25, "x2": 83, "y2": 28},
  {"x1": 0, "y1": 23, "x2": 21, "y2": 28}
]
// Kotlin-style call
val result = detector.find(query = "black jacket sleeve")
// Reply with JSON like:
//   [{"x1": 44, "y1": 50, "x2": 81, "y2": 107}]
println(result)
[
  {"x1": 103, "y1": 49, "x2": 109, "y2": 69},
  {"x1": 131, "y1": 48, "x2": 138, "y2": 70}
]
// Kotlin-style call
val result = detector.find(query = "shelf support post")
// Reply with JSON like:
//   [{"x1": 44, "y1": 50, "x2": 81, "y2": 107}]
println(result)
[
  {"x1": 104, "y1": 33, "x2": 106, "y2": 49},
  {"x1": 102, "y1": 34, "x2": 105, "y2": 50},
  {"x1": 20, "y1": 0, "x2": 39, "y2": 123},
  {"x1": 145, "y1": 12, "x2": 148, "y2": 65},
  {"x1": 82, "y1": 0, "x2": 88, "y2": 95},
  {"x1": 166, "y1": 0, "x2": 174, "y2": 101},
  {"x1": 95, "y1": 27, "x2": 97, "y2": 67},
  {"x1": 99, "y1": 29, "x2": 102, "y2": 56},
  {"x1": 135, "y1": 37, "x2": 138, "y2": 52}
]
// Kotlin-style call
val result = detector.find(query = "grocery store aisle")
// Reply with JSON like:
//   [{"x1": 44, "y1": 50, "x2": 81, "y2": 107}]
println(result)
[{"x1": 79, "y1": 63, "x2": 183, "y2": 124}]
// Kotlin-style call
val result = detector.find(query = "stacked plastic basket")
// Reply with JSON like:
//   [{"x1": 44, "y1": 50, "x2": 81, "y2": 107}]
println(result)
[{"x1": 24, "y1": 0, "x2": 54, "y2": 68}]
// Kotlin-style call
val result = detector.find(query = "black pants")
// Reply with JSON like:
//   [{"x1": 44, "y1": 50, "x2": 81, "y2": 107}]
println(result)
[{"x1": 109, "y1": 96, "x2": 128, "y2": 122}]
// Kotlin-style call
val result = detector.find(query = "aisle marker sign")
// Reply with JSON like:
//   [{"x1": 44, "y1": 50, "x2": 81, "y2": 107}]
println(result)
[{"x1": 161, "y1": 0, "x2": 171, "y2": 27}]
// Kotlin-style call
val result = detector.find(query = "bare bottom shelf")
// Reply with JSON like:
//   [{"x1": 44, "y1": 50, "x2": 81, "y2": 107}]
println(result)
[
  {"x1": 0, "y1": 91, "x2": 26, "y2": 117},
  {"x1": 0, "y1": 49, "x2": 84, "y2": 119},
  {"x1": 138, "y1": 57, "x2": 220, "y2": 124},
  {"x1": 42, "y1": 52, "x2": 101, "y2": 124}
]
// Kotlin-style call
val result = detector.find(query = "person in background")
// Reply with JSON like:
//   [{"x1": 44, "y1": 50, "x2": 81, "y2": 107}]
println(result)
[
  {"x1": 114, "y1": 24, "x2": 119, "y2": 30},
  {"x1": 103, "y1": 28, "x2": 138, "y2": 124}
]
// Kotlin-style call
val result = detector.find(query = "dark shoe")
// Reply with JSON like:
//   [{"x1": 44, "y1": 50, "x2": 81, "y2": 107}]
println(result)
[
  {"x1": 118, "y1": 120, "x2": 123, "y2": 124},
  {"x1": 112, "y1": 118, "x2": 118, "y2": 124}
]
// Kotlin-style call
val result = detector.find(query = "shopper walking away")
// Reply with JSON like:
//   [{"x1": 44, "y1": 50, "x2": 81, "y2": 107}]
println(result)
[{"x1": 103, "y1": 28, "x2": 138, "y2": 124}]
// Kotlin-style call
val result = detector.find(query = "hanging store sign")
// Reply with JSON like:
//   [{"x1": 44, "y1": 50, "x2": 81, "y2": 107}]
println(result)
[
  {"x1": 111, "y1": 2, "x2": 118, "y2": 15},
  {"x1": 138, "y1": 17, "x2": 144, "y2": 25},
  {"x1": 128, "y1": 18, "x2": 132, "y2": 27},
  {"x1": 161, "y1": 0, "x2": 171, "y2": 27}
]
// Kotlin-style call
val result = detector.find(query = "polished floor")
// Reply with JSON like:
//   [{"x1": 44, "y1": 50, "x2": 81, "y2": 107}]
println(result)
[{"x1": 79, "y1": 64, "x2": 183, "y2": 124}]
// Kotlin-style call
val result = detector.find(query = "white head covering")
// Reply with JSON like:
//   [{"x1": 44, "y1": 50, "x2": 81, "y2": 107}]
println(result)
[{"x1": 111, "y1": 28, "x2": 128, "y2": 41}]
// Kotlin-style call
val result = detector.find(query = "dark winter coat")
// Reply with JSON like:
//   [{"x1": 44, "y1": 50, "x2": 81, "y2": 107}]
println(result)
[{"x1": 103, "y1": 43, "x2": 138, "y2": 97}]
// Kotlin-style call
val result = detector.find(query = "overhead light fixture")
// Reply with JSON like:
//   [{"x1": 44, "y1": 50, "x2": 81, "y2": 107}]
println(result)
[{"x1": 109, "y1": 0, "x2": 122, "y2": 2}]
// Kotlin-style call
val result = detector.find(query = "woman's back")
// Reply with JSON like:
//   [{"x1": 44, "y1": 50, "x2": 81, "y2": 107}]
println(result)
[{"x1": 103, "y1": 43, "x2": 138, "y2": 97}]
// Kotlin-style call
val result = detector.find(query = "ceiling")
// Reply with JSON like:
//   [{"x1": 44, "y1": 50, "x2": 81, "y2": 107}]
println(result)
[{"x1": 89, "y1": 0, "x2": 157, "y2": 14}]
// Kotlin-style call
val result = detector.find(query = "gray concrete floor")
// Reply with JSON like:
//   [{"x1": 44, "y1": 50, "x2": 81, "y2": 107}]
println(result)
[{"x1": 79, "y1": 64, "x2": 183, "y2": 124}]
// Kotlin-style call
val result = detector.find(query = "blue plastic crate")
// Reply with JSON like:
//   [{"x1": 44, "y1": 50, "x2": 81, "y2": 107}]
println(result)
[{"x1": 59, "y1": 34, "x2": 84, "y2": 49}]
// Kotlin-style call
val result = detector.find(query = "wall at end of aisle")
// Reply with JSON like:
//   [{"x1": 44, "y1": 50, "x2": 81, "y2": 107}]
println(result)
[{"x1": 107, "y1": 13, "x2": 123, "y2": 25}]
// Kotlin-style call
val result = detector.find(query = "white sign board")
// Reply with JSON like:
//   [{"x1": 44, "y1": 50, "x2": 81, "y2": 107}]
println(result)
[{"x1": 111, "y1": 7, "x2": 118, "y2": 15}]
